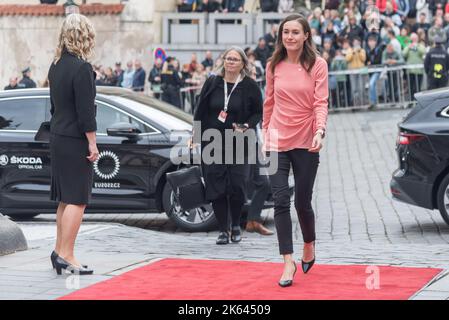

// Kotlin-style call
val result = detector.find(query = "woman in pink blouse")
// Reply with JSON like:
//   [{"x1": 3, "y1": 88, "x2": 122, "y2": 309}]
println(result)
[{"x1": 262, "y1": 14, "x2": 328, "y2": 287}]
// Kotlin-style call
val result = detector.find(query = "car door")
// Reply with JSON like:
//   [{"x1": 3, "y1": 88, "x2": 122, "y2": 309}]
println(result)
[
  {"x1": 0, "y1": 95, "x2": 51, "y2": 211},
  {"x1": 87, "y1": 100, "x2": 157, "y2": 210}
]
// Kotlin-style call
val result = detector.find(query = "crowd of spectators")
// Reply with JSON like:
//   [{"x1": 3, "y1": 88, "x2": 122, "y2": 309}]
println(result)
[
  {"x1": 177, "y1": 0, "x2": 295, "y2": 13},
  {"x1": 7, "y1": 0, "x2": 449, "y2": 111},
  {"x1": 306, "y1": 0, "x2": 449, "y2": 108}
]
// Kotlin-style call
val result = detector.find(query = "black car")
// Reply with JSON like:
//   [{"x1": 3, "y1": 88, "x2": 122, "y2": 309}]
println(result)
[
  {"x1": 0, "y1": 87, "x2": 287, "y2": 232},
  {"x1": 391, "y1": 88, "x2": 449, "y2": 226}
]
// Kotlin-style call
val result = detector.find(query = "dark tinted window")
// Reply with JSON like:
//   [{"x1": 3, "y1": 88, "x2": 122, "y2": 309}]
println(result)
[
  {"x1": 0, "y1": 97, "x2": 47, "y2": 130},
  {"x1": 96, "y1": 102, "x2": 154, "y2": 134}
]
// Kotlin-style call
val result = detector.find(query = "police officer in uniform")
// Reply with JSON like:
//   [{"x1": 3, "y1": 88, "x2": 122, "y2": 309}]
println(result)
[
  {"x1": 424, "y1": 35, "x2": 449, "y2": 90},
  {"x1": 160, "y1": 57, "x2": 183, "y2": 109},
  {"x1": 19, "y1": 67, "x2": 37, "y2": 88}
]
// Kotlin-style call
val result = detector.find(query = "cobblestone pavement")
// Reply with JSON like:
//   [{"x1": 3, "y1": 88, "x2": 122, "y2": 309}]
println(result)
[{"x1": 1, "y1": 108, "x2": 449, "y2": 300}]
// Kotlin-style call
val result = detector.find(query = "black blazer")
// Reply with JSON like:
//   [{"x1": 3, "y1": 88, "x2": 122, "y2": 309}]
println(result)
[
  {"x1": 48, "y1": 49, "x2": 97, "y2": 138},
  {"x1": 193, "y1": 75, "x2": 262, "y2": 131}
]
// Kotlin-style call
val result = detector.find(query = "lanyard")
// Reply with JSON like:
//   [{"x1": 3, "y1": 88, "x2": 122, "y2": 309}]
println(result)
[{"x1": 223, "y1": 74, "x2": 241, "y2": 112}]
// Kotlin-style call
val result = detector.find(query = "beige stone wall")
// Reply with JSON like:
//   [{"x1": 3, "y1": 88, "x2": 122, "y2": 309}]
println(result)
[{"x1": 0, "y1": 0, "x2": 178, "y2": 87}]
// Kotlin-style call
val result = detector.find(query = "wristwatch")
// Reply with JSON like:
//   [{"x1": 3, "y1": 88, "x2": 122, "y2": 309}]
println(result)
[{"x1": 315, "y1": 129, "x2": 325, "y2": 138}]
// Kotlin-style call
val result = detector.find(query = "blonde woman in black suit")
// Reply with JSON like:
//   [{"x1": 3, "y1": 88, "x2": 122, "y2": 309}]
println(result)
[{"x1": 48, "y1": 14, "x2": 99, "y2": 275}]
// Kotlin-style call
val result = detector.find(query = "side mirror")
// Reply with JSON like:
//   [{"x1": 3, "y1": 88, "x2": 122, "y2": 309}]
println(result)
[{"x1": 107, "y1": 122, "x2": 141, "y2": 139}]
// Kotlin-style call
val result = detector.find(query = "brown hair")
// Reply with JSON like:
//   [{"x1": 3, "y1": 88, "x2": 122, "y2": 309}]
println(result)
[{"x1": 269, "y1": 14, "x2": 318, "y2": 74}]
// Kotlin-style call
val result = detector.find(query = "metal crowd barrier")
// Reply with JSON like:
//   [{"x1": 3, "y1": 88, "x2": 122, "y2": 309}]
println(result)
[
  {"x1": 151, "y1": 78, "x2": 266, "y2": 114},
  {"x1": 328, "y1": 64, "x2": 426, "y2": 110},
  {"x1": 149, "y1": 65, "x2": 426, "y2": 113}
]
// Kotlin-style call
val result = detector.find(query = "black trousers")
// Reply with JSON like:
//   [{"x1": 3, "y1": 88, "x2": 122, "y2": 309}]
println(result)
[
  {"x1": 205, "y1": 163, "x2": 249, "y2": 233},
  {"x1": 162, "y1": 86, "x2": 181, "y2": 109},
  {"x1": 212, "y1": 195, "x2": 245, "y2": 233},
  {"x1": 428, "y1": 77, "x2": 448, "y2": 90},
  {"x1": 409, "y1": 74, "x2": 423, "y2": 99},
  {"x1": 268, "y1": 149, "x2": 319, "y2": 255}
]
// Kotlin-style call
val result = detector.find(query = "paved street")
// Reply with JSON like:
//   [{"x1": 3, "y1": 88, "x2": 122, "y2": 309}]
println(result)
[{"x1": 1, "y1": 108, "x2": 449, "y2": 300}]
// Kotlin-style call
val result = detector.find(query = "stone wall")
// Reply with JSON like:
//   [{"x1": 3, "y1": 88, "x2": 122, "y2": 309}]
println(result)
[{"x1": 0, "y1": 0, "x2": 177, "y2": 87}]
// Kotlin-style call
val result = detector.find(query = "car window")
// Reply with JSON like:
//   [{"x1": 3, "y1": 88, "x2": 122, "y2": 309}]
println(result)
[
  {"x1": 106, "y1": 96, "x2": 192, "y2": 132},
  {"x1": 95, "y1": 102, "x2": 154, "y2": 134},
  {"x1": 0, "y1": 97, "x2": 47, "y2": 131}
]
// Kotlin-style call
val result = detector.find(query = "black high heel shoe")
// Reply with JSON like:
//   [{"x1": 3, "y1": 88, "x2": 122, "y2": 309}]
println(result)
[
  {"x1": 278, "y1": 261, "x2": 297, "y2": 288},
  {"x1": 51, "y1": 251, "x2": 88, "y2": 269},
  {"x1": 301, "y1": 242, "x2": 316, "y2": 274},
  {"x1": 54, "y1": 256, "x2": 94, "y2": 275}
]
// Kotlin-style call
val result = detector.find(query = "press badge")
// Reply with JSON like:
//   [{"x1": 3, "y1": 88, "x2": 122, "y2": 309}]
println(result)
[
  {"x1": 218, "y1": 110, "x2": 228, "y2": 123},
  {"x1": 220, "y1": 74, "x2": 241, "y2": 124}
]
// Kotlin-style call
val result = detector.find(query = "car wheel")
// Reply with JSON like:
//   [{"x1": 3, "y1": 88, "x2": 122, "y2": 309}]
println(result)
[
  {"x1": 437, "y1": 173, "x2": 449, "y2": 226},
  {"x1": 162, "y1": 182, "x2": 218, "y2": 232},
  {"x1": 8, "y1": 214, "x2": 40, "y2": 221}
]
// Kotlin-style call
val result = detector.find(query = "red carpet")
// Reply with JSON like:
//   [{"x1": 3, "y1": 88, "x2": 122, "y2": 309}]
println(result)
[{"x1": 60, "y1": 258, "x2": 441, "y2": 300}]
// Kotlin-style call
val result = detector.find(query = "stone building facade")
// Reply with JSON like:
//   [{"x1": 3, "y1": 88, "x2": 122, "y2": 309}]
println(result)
[{"x1": 0, "y1": 0, "x2": 177, "y2": 87}]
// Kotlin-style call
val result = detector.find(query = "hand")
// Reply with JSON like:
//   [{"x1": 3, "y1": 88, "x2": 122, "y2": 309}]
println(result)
[
  {"x1": 187, "y1": 136, "x2": 198, "y2": 149},
  {"x1": 232, "y1": 123, "x2": 248, "y2": 133},
  {"x1": 308, "y1": 132, "x2": 323, "y2": 153},
  {"x1": 87, "y1": 143, "x2": 99, "y2": 162}
]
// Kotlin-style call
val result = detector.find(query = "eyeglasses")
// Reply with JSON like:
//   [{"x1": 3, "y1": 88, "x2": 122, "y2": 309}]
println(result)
[{"x1": 224, "y1": 57, "x2": 242, "y2": 63}]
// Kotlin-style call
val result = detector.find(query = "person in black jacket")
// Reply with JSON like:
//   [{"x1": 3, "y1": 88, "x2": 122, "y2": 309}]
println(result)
[
  {"x1": 4, "y1": 77, "x2": 25, "y2": 90},
  {"x1": 366, "y1": 35, "x2": 385, "y2": 107},
  {"x1": 192, "y1": 46, "x2": 263, "y2": 245},
  {"x1": 340, "y1": 14, "x2": 365, "y2": 44},
  {"x1": 424, "y1": 35, "x2": 449, "y2": 89},
  {"x1": 223, "y1": 0, "x2": 245, "y2": 12},
  {"x1": 19, "y1": 67, "x2": 37, "y2": 89},
  {"x1": 254, "y1": 37, "x2": 271, "y2": 69},
  {"x1": 148, "y1": 58, "x2": 163, "y2": 99},
  {"x1": 161, "y1": 57, "x2": 183, "y2": 108},
  {"x1": 196, "y1": 0, "x2": 222, "y2": 12},
  {"x1": 132, "y1": 59, "x2": 146, "y2": 92},
  {"x1": 260, "y1": 0, "x2": 279, "y2": 12},
  {"x1": 47, "y1": 13, "x2": 98, "y2": 276}
]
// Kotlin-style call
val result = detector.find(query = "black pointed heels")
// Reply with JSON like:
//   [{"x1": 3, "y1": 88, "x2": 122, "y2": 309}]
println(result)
[
  {"x1": 54, "y1": 256, "x2": 93, "y2": 275},
  {"x1": 301, "y1": 242, "x2": 316, "y2": 274},
  {"x1": 278, "y1": 261, "x2": 297, "y2": 288},
  {"x1": 50, "y1": 250, "x2": 58, "y2": 269},
  {"x1": 301, "y1": 257, "x2": 315, "y2": 274},
  {"x1": 51, "y1": 251, "x2": 88, "y2": 269}
]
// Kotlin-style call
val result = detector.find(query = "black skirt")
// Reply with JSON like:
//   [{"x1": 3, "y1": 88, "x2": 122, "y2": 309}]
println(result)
[{"x1": 50, "y1": 133, "x2": 93, "y2": 205}]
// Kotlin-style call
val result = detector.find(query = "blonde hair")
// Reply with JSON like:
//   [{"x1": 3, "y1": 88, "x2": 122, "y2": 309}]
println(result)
[
  {"x1": 214, "y1": 46, "x2": 252, "y2": 78},
  {"x1": 54, "y1": 14, "x2": 96, "y2": 64}
]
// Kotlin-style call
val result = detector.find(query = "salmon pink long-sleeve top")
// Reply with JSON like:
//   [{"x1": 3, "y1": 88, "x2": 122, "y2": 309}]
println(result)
[{"x1": 262, "y1": 57, "x2": 329, "y2": 152}]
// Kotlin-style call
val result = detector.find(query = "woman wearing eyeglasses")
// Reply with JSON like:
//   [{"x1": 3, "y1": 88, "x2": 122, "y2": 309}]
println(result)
[
  {"x1": 193, "y1": 46, "x2": 263, "y2": 245},
  {"x1": 263, "y1": 14, "x2": 328, "y2": 287}
]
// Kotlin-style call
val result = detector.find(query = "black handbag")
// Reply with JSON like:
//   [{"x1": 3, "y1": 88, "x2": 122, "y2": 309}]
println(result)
[
  {"x1": 34, "y1": 121, "x2": 51, "y2": 142},
  {"x1": 166, "y1": 165, "x2": 207, "y2": 211}
]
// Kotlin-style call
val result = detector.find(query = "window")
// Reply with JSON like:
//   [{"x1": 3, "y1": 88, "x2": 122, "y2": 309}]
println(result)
[
  {"x1": 95, "y1": 102, "x2": 153, "y2": 134},
  {"x1": 0, "y1": 97, "x2": 47, "y2": 131}
]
